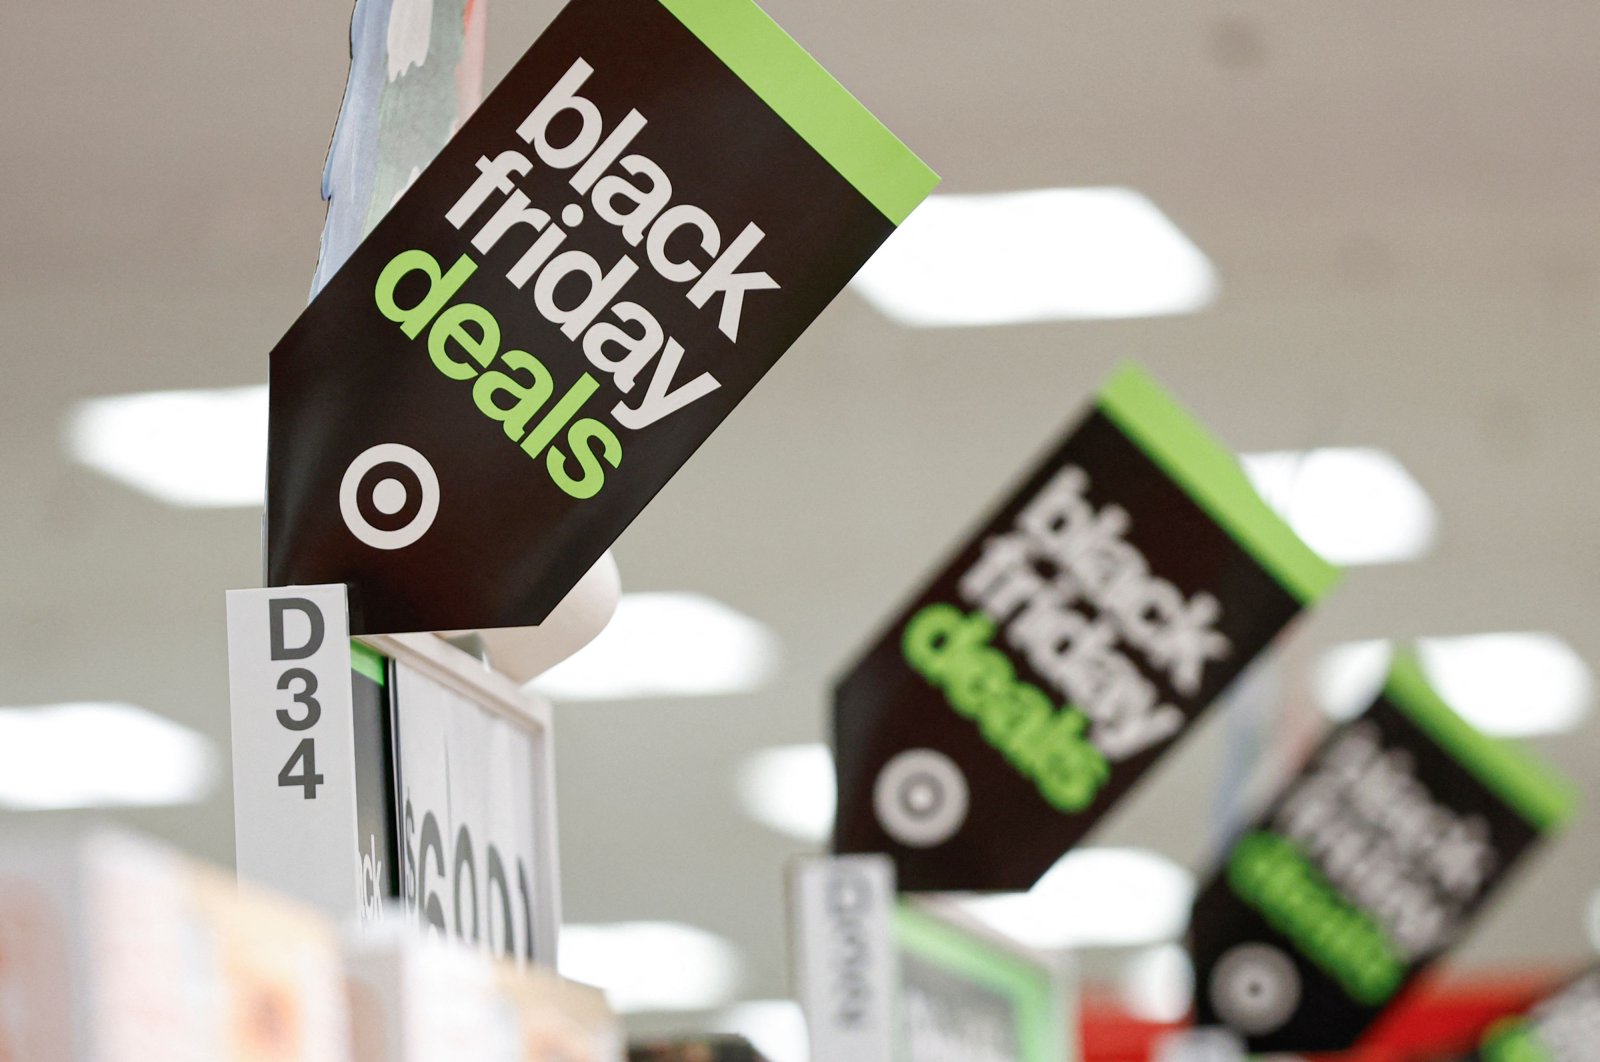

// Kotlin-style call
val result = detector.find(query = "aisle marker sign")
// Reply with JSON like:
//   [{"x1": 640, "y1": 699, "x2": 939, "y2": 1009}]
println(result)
[
  {"x1": 227, "y1": 585, "x2": 365, "y2": 920},
  {"x1": 1188, "y1": 655, "x2": 1576, "y2": 1053},
  {"x1": 788, "y1": 854, "x2": 898, "y2": 1062},
  {"x1": 833, "y1": 363, "x2": 1339, "y2": 891},
  {"x1": 266, "y1": 0, "x2": 937, "y2": 635}
]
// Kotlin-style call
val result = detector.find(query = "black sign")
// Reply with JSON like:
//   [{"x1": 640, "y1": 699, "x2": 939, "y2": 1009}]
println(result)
[
  {"x1": 267, "y1": 0, "x2": 936, "y2": 634},
  {"x1": 833, "y1": 364, "x2": 1338, "y2": 891},
  {"x1": 1189, "y1": 654, "x2": 1575, "y2": 1053}
]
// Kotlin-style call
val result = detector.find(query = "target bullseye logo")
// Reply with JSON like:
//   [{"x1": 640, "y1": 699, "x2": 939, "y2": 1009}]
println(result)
[
  {"x1": 872, "y1": 748, "x2": 969, "y2": 848},
  {"x1": 339, "y1": 443, "x2": 440, "y2": 550},
  {"x1": 1209, "y1": 942, "x2": 1301, "y2": 1036}
]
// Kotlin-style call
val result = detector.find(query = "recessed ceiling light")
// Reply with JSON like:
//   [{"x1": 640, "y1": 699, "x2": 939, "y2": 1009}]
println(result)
[
  {"x1": 960, "y1": 848, "x2": 1195, "y2": 949},
  {"x1": 67, "y1": 386, "x2": 267, "y2": 508},
  {"x1": 850, "y1": 187, "x2": 1218, "y2": 327},
  {"x1": 558, "y1": 922, "x2": 741, "y2": 1013},
  {"x1": 1241, "y1": 448, "x2": 1435, "y2": 566},
  {"x1": 0, "y1": 702, "x2": 217, "y2": 810},
  {"x1": 1313, "y1": 634, "x2": 1593, "y2": 736},
  {"x1": 735, "y1": 743, "x2": 835, "y2": 843},
  {"x1": 530, "y1": 593, "x2": 779, "y2": 702}
]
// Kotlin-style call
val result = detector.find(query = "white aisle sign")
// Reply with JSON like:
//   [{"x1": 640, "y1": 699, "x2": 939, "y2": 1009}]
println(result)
[
  {"x1": 226, "y1": 584, "x2": 362, "y2": 920},
  {"x1": 789, "y1": 854, "x2": 898, "y2": 1062},
  {"x1": 391, "y1": 658, "x2": 558, "y2": 965}
]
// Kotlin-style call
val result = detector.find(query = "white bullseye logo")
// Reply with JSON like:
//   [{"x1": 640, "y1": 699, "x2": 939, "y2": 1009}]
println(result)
[
  {"x1": 1209, "y1": 942, "x2": 1301, "y2": 1036},
  {"x1": 873, "y1": 748, "x2": 970, "y2": 848},
  {"x1": 339, "y1": 443, "x2": 440, "y2": 550}
]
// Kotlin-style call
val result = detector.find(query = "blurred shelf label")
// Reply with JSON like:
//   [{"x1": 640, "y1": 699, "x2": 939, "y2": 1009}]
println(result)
[{"x1": 788, "y1": 854, "x2": 897, "y2": 1062}]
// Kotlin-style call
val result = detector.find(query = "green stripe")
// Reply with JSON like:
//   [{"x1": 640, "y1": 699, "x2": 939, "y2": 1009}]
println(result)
[
  {"x1": 1096, "y1": 362, "x2": 1340, "y2": 606},
  {"x1": 657, "y1": 0, "x2": 938, "y2": 225},
  {"x1": 894, "y1": 904, "x2": 1065, "y2": 1062},
  {"x1": 351, "y1": 640, "x2": 388, "y2": 687},
  {"x1": 1385, "y1": 652, "x2": 1575, "y2": 832}
]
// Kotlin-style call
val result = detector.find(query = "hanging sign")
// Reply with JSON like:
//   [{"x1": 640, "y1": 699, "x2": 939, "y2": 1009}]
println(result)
[
  {"x1": 266, "y1": 0, "x2": 937, "y2": 635},
  {"x1": 1187, "y1": 654, "x2": 1575, "y2": 1053},
  {"x1": 833, "y1": 363, "x2": 1338, "y2": 891}
]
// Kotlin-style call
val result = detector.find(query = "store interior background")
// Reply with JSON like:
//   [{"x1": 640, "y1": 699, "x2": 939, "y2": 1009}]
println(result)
[{"x1": 5, "y1": 0, "x2": 1599, "y2": 1044}]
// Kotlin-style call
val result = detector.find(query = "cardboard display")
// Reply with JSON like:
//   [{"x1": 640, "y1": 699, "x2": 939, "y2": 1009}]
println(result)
[
  {"x1": 833, "y1": 363, "x2": 1337, "y2": 890},
  {"x1": 1187, "y1": 655, "x2": 1576, "y2": 1052},
  {"x1": 266, "y1": 0, "x2": 936, "y2": 635}
]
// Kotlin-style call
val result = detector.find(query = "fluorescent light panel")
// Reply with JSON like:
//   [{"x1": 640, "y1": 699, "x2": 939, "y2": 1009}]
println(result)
[
  {"x1": 735, "y1": 743, "x2": 835, "y2": 843},
  {"x1": 0, "y1": 702, "x2": 217, "y2": 810},
  {"x1": 558, "y1": 921, "x2": 741, "y2": 1013},
  {"x1": 531, "y1": 593, "x2": 779, "y2": 702},
  {"x1": 1314, "y1": 633, "x2": 1592, "y2": 736},
  {"x1": 961, "y1": 847, "x2": 1195, "y2": 949},
  {"x1": 67, "y1": 385, "x2": 268, "y2": 508},
  {"x1": 850, "y1": 187, "x2": 1218, "y2": 327},
  {"x1": 1241, "y1": 448, "x2": 1436, "y2": 566}
]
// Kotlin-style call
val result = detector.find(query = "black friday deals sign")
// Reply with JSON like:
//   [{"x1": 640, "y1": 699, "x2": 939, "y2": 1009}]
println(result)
[
  {"x1": 267, "y1": 0, "x2": 937, "y2": 635},
  {"x1": 1188, "y1": 655, "x2": 1575, "y2": 1053},
  {"x1": 833, "y1": 364, "x2": 1340, "y2": 891}
]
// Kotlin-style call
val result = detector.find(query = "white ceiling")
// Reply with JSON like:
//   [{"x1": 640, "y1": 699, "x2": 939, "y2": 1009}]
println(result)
[{"x1": 4, "y1": 0, "x2": 1600, "y2": 1008}]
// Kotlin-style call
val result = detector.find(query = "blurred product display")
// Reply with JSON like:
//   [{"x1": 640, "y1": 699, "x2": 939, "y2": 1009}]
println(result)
[
  {"x1": 0, "y1": 828, "x2": 352, "y2": 1061},
  {"x1": 626, "y1": 1037, "x2": 772, "y2": 1062}
]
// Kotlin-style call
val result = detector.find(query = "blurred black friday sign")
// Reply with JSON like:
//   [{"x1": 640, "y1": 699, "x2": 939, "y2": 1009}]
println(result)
[
  {"x1": 1188, "y1": 655, "x2": 1575, "y2": 1053},
  {"x1": 267, "y1": 0, "x2": 936, "y2": 635},
  {"x1": 833, "y1": 364, "x2": 1339, "y2": 891}
]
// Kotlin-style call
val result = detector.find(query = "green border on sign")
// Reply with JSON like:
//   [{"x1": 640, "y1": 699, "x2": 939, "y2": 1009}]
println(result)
[
  {"x1": 894, "y1": 904, "x2": 1067, "y2": 1062},
  {"x1": 351, "y1": 640, "x2": 388, "y2": 687},
  {"x1": 1385, "y1": 652, "x2": 1575, "y2": 832},
  {"x1": 1096, "y1": 362, "x2": 1340, "y2": 606},
  {"x1": 657, "y1": 0, "x2": 938, "y2": 225}
]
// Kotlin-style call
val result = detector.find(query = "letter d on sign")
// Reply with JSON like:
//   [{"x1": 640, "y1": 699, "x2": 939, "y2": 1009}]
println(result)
[{"x1": 270, "y1": 598, "x2": 325, "y2": 661}]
